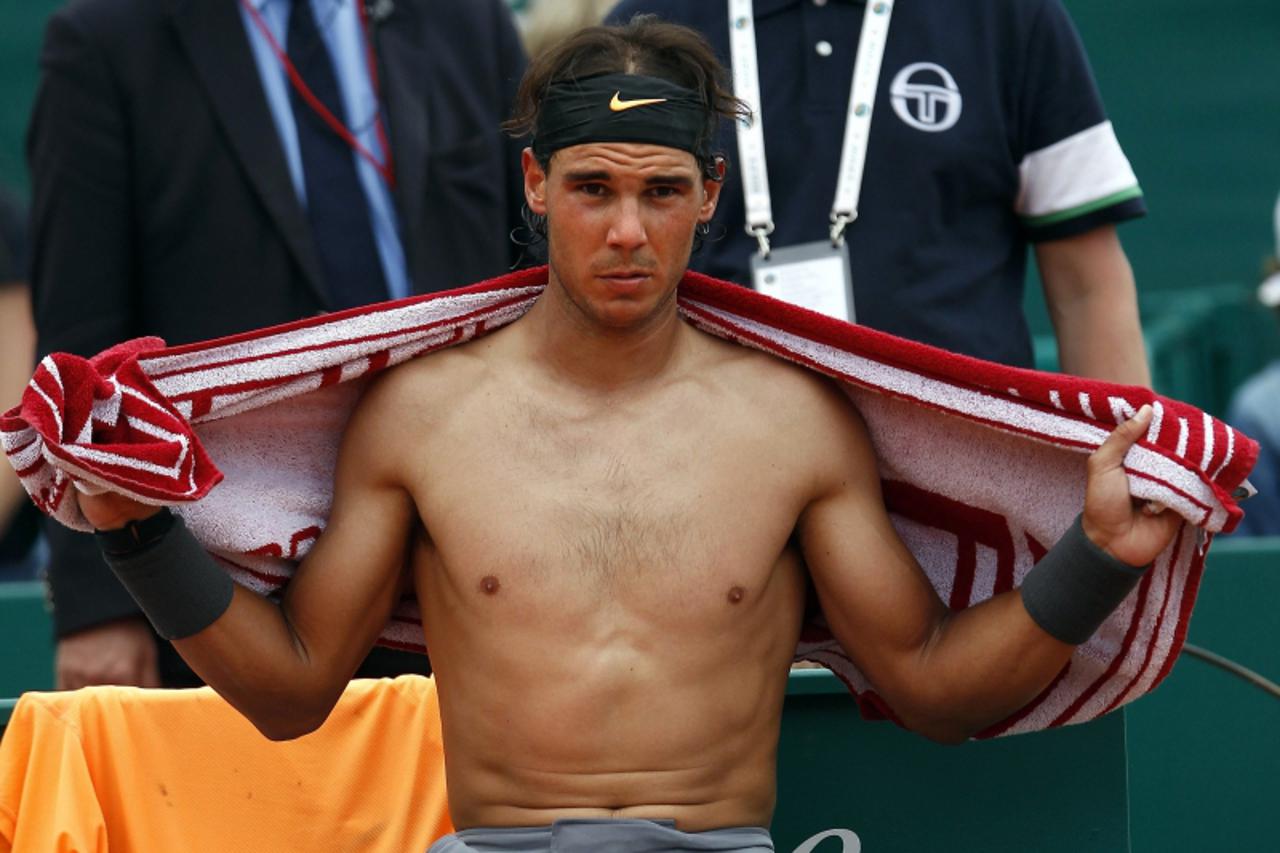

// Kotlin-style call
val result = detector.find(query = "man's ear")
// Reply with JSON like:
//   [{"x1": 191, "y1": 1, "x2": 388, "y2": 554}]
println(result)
[
  {"x1": 522, "y1": 148, "x2": 548, "y2": 215},
  {"x1": 699, "y1": 156, "x2": 727, "y2": 223}
]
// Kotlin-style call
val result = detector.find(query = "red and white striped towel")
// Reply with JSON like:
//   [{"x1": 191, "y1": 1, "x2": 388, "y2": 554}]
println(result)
[{"x1": 2, "y1": 267, "x2": 1256, "y2": 737}]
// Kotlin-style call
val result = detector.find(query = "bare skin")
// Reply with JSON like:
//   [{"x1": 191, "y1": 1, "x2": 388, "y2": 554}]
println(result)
[
  {"x1": 1038, "y1": 225, "x2": 1151, "y2": 387},
  {"x1": 0, "y1": 284, "x2": 35, "y2": 528},
  {"x1": 79, "y1": 142, "x2": 1180, "y2": 832},
  {"x1": 55, "y1": 616, "x2": 160, "y2": 690}
]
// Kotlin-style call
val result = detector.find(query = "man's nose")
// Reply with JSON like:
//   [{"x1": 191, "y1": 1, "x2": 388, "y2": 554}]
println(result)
[{"x1": 606, "y1": 199, "x2": 647, "y2": 251}]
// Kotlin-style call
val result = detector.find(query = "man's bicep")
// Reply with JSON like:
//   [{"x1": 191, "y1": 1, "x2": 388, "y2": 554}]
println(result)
[
  {"x1": 278, "y1": 392, "x2": 419, "y2": 681},
  {"x1": 797, "y1": 405, "x2": 947, "y2": 696},
  {"x1": 1036, "y1": 226, "x2": 1127, "y2": 299}
]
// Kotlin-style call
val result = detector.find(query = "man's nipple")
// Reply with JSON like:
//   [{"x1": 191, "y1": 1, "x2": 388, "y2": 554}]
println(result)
[
  {"x1": 480, "y1": 575, "x2": 501, "y2": 595},
  {"x1": 727, "y1": 585, "x2": 745, "y2": 604}
]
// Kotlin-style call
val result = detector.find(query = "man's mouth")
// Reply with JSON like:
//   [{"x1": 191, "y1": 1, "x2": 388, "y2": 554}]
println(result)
[{"x1": 598, "y1": 269, "x2": 653, "y2": 287}]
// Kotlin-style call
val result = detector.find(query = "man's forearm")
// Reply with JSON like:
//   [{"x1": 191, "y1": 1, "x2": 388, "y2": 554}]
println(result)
[
  {"x1": 1052, "y1": 286, "x2": 1151, "y2": 386},
  {"x1": 906, "y1": 592, "x2": 1076, "y2": 743},
  {"x1": 101, "y1": 513, "x2": 342, "y2": 739},
  {"x1": 174, "y1": 585, "x2": 343, "y2": 740},
  {"x1": 907, "y1": 515, "x2": 1151, "y2": 742}
]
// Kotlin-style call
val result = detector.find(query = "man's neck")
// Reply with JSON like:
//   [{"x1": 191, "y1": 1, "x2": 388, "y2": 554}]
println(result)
[{"x1": 517, "y1": 274, "x2": 689, "y2": 393}]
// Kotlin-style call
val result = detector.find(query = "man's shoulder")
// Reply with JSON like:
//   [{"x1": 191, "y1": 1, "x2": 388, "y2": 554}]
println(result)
[
  {"x1": 357, "y1": 337, "x2": 496, "y2": 420},
  {"x1": 336, "y1": 336, "x2": 500, "y2": 478},
  {"x1": 693, "y1": 328, "x2": 858, "y2": 429},
  {"x1": 343, "y1": 338, "x2": 498, "y2": 453},
  {"x1": 691, "y1": 330, "x2": 875, "y2": 496}
]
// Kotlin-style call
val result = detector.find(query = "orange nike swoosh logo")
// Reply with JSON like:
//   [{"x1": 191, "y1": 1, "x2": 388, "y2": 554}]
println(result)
[{"x1": 609, "y1": 92, "x2": 668, "y2": 112}]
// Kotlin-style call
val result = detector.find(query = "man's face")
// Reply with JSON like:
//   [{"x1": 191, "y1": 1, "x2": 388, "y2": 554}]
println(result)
[{"x1": 523, "y1": 142, "x2": 722, "y2": 331}]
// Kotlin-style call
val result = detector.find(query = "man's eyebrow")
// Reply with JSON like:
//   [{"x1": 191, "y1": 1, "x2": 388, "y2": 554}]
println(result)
[
  {"x1": 562, "y1": 170, "x2": 611, "y2": 183},
  {"x1": 559, "y1": 171, "x2": 696, "y2": 186},
  {"x1": 645, "y1": 174, "x2": 695, "y2": 187}
]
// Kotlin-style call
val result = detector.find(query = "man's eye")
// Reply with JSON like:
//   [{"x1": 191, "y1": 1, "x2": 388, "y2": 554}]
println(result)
[
  {"x1": 579, "y1": 184, "x2": 607, "y2": 196},
  {"x1": 649, "y1": 186, "x2": 680, "y2": 198}
]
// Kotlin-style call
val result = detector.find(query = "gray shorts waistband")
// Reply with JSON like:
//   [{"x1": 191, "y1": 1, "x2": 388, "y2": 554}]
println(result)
[{"x1": 428, "y1": 818, "x2": 774, "y2": 852}]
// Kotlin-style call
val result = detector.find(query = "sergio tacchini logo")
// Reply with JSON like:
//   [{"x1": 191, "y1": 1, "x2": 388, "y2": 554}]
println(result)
[
  {"x1": 609, "y1": 91, "x2": 667, "y2": 112},
  {"x1": 889, "y1": 62, "x2": 962, "y2": 132}
]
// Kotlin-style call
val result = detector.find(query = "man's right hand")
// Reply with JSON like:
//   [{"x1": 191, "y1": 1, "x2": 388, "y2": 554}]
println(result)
[
  {"x1": 56, "y1": 617, "x2": 161, "y2": 689},
  {"x1": 77, "y1": 488, "x2": 162, "y2": 531}
]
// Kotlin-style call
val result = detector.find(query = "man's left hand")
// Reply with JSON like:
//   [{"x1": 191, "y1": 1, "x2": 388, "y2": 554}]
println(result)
[{"x1": 1082, "y1": 404, "x2": 1183, "y2": 567}]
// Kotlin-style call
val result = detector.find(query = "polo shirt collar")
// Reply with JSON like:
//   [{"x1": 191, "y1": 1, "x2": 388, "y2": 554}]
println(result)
[{"x1": 752, "y1": 0, "x2": 864, "y2": 17}]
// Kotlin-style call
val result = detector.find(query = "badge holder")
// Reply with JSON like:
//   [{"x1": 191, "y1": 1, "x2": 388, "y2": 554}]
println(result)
[
  {"x1": 751, "y1": 242, "x2": 855, "y2": 322},
  {"x1": 749, "y1": 216, "x2": 856, "y2": 323}
]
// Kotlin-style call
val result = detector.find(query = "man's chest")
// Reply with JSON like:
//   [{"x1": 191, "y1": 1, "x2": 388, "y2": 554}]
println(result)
[{"x1": 410, "y1": 396, "x2": 808, "y2": 611}]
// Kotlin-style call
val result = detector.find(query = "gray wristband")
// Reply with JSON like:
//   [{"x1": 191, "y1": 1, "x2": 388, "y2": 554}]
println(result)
[
  {"x1": 100, "y1": 515, "x2": 235, "y2": 640},
  {"x1": 1020, "y1": 515, "x2": 1149, "y2": 645}
]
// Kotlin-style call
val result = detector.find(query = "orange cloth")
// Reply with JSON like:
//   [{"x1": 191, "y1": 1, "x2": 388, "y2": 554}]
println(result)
[{"x1": 0, "y1": 675, "x2": 452, "y2": 852}]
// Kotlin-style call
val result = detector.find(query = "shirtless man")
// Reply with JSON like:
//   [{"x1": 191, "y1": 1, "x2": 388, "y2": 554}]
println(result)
[{"x1": 79, "y1": 19, "x2": 1180, "y2": 853}]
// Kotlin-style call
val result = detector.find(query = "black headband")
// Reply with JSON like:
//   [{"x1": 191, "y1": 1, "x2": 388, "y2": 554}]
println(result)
[{"x1": 531, "y1": 73, "x2": 711, "y2": 160}]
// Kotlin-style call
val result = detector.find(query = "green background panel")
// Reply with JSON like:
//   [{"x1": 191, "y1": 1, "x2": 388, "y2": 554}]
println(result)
[
  {"x1": 0, "y1": 581, "x2": 53, "y2": 705},
  {"x1": 774, "y1": 679, "x2": 1130, "y2": 852},
  {"x1": 1126, "y1": 537, "x2": 1280, "y2": 853},
  {"x1": 0, "y1": 0, "x2": 56, "y2": 196},
  {"x1": 1061, "y1": 0, "x2": 1280, "y2": 295}
]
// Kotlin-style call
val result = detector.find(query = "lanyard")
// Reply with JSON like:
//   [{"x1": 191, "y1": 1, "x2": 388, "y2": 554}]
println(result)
[
  {"x1": 239, "y1": 0, "x2": 396, "y2": 187},
  {"x1": 727, "y1": 0, "x2": 894, "y2": 255}
]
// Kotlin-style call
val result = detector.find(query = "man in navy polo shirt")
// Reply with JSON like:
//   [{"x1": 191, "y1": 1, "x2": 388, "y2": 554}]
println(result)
[{"x1": 605, "y1": 0, "x2": 1151, "y2": 385}]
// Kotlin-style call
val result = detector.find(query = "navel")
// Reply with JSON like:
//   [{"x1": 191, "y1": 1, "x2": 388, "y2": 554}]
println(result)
[
  {"x1": 727, "y1": 585, "x2": 745, "y2": 604},
  {"x1": 480, "y1": 575, "x2": 501, "y2": 596}
]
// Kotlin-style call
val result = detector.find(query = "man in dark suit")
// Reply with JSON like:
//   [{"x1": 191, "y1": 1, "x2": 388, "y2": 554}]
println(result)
[{"x1": 28, "y1": 0, "x2": 528, "y2": 689}]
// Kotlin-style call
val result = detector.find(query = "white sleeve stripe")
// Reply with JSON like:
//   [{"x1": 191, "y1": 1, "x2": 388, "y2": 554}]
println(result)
[{"x1": 1015, "y1": 121, "x2": 1141, "y2": 220}]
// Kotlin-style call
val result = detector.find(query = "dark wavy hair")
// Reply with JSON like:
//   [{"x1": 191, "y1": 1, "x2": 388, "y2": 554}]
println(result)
[{"x1": 505, "y1": 15, "x2": 747, "y2": 182}]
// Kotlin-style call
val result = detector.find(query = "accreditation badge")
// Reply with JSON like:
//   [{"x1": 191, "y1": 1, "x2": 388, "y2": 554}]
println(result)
[{"x1": 749, "y1": 241, "x2": 856, "y2": 323}]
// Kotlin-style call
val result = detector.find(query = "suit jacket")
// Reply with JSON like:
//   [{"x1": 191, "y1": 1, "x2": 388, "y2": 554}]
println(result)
[{"x1": 27, "y1": 0, "x2": 528, "y2": 643}]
